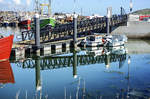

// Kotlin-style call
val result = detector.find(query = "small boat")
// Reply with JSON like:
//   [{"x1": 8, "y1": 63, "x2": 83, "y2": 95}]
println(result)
[
  {"x1": 9, "y1": 22, "x2": 17, "y2": 27},
  {"x1": 0, "y1": 60, "x2": 15, "y2": 87},
  {"x1": 81, "y1": 34, "x2": 104, "y2": 47},
  {"x1": 2, "y1": 21, "x2": 9, "y2": 27},
  {"x1": 0, "y1": 35, "x2": 14, "y2": 61},
  {"x1": 103, "y1": 34, "x2": 127, "y2": 47}
]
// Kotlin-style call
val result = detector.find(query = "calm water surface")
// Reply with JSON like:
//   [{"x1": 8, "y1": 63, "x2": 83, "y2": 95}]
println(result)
[{"x1": 0, "y1": 27, "x2": 150, "y2": 99}]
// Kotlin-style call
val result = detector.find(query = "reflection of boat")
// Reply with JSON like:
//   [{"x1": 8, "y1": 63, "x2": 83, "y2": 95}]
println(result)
[
  {"x1": 103, "y1": 35, "x2": 127, "y2": 47},
  {"x1": 0, "y1": 35, "x2": 14, "y2": 61},
  {"x1": 86, "y1": 47, "x2": 104, "y2": 56},
  {"x1": 81, "y1": 34, "x2": 104, "y2": 47},
  {"x1": 86, "y1": 46, "x2": 127, "y2": 56},
  {"x1": 108, "y1": 46, "x2": 127, "y2": 55},
  {"x1": 0, "y1": 61, "x2": 15, "y2": 85}
]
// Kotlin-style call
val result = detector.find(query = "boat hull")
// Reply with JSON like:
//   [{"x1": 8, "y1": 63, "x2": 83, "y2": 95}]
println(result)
[{"x1": 0, "y1": 35, "x2": 14, "y2": 61}]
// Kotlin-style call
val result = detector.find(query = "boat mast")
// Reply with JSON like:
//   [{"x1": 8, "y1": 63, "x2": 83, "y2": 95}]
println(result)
[
  {"x1": 49, "y1": 0, "x2": 52, "y2": 17},
  {"x1": 35, "y1": 0, "x2": 39, "y2": 13},
  {"x1": 129, "y1": 0, "x2": 133, "y2": 13}
]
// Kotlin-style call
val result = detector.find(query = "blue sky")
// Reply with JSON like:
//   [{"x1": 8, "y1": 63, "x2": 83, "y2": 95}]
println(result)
[{"x1": 0, "y1": 0, "x2": 150, "y2": 16}]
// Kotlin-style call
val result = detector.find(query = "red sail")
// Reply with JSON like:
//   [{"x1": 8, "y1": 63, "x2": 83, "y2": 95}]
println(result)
[
  {"x1": 0, "y1": 35, "x2": 14, "y2": 61},
  {"x1": 0, "y1": 60, "x2": 15, "y2": 84}
]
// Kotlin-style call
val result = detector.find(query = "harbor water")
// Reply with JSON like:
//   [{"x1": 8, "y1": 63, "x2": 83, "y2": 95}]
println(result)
[{"x1": 0, "y1": 27, "x2": 150, "y2": 99}]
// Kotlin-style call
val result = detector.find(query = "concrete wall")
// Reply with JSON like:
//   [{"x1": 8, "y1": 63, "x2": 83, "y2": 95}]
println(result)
[
  {"x1": 111, "y1": 21, "x2": 150, "y2": 39},
  {"x1": 126, "y1": 40, "x2": 150, "y2": 54}
]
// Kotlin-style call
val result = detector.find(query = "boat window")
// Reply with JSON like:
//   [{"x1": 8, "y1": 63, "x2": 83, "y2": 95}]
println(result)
[{"x1": 89, "y1": 36, "x2": 95, "y2": 41}]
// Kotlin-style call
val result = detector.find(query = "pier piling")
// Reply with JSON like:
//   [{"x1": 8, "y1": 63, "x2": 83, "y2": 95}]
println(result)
[{"x1": 33, "y1": 13, "x2": 41, "y2": 55}]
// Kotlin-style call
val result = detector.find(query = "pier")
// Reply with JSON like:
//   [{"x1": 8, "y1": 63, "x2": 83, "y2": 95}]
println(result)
[
  {"x1": 21, "y1": 14, "x2": 127, "y2": 42},
  {"x1": 11, "y1": 12, "x2": 127, "y2": 58}
]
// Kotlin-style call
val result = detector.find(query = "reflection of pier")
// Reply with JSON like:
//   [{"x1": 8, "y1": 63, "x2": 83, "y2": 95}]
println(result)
[
  {"x1": 16, "y1": 51, "x2": 126, "y2": 70},
  {"x1": 19, "y1": 46, "x2": 127, "y2": 94}
]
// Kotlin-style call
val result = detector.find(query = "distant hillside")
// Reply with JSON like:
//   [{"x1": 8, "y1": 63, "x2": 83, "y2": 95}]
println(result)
[{"x1": 132, "y1": 8, "x2": 150, "y2": 15}]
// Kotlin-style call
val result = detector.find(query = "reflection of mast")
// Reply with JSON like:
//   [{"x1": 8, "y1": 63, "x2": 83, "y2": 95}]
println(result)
[
  {"x1": 119, "y1": 59, "x2": 125, "y2": 69},
  {"x1": 105, "y1": 53, "x2": 110, "y2": 69},
  {"x1": 35, "y1": 57, "x2": 42, "y2": 91},
  {"x1": 73, "y1": 49, "x2": 77, "y2": 78},
  {"x1": 127, "y1": 56, "x2": 131, "y2": 99}
]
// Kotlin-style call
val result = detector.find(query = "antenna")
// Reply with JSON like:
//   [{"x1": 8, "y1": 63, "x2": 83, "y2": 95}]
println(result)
[
  {"x1": 49, "y1": 0, "x2": 52, "y2": 17},
  {"x1": 73, "y1": 0, "x2": 76, "y2": 14}
]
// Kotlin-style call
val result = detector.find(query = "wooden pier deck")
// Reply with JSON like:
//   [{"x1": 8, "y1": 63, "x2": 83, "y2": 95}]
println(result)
[{"x1": 11, "y1": 36, "x2": 86, "y2": 61}]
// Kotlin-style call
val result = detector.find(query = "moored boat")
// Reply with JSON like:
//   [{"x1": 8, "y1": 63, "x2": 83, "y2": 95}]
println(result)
[
  {"x1": 0, "y1": 35, "x2": 14, "y2": 61},
  {"x1": 18, "y1": 19, "x2": 31, "y2": 26},
  {"x1": 40, "y1": 17, "x2": 56, "y2": 29},
  {"x1": 103, "y1": 34, "x2": 127, "y2": 47},
  {"x1": 2, "y1": 21, "x2": 9, "y2": 27},
  {"x1": 81, "y1": 33, "x2": 104, "y2": 47}
]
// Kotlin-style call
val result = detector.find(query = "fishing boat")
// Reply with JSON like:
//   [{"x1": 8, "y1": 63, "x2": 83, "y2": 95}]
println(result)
[
  {"x1": 0, "y1": 35, "x2": 14, "y2": 61},
  {"x1": 103, "y1": 34, "x2": 127, "y2": 47},
  {"x1": 40, "y1": 17, "x2": 56, "y2": 29},
  {"x1": 80, "y1": 33, "x2": 104, "y2": 47},
  {"x1": 31, "y1": 17, "x2": 56, "y2": 30},
  {"x1": 0, "y1": 60, "x2": 15, "y2": 87},
  {"x1": 18, "y1": 19, "x2": 31, "y2": 26},
  {"x1": 18, "y1": 18, "x2": 31, "y2": 30}
]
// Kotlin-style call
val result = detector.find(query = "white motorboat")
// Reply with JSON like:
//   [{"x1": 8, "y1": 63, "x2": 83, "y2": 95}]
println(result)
[
  {"x1": 81, "y1": 34, "x2": 104, "y2": 47},
  {"x1": 103, "y1": 34, "x2": 127, "y2": 47}
]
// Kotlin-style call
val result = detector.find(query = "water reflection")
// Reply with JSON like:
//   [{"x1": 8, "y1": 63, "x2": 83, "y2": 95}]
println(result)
[
  {"x1": 0, "y1": 61, "x2": 15, "y2": 88},
  {"x1": 14, "y1": 46, "x2": 127, "y2": 71},
  {"x1": 35, "y1": 57, "x2": 42, "y2": 91},
  {"x1": 73, "y1": 49, "x2": 77, "y2": 78},
  {"x1": 9, "y1": 46, "x2": 130, "y2": 98}
]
